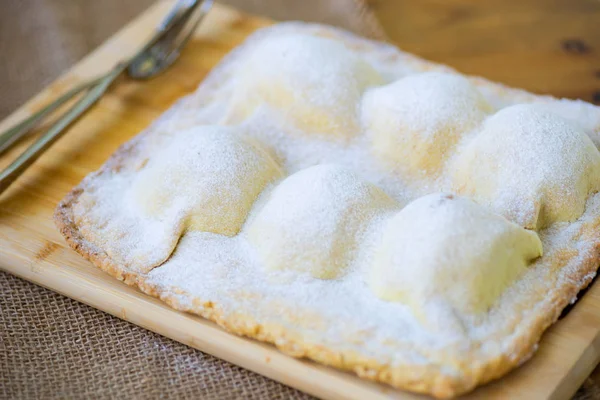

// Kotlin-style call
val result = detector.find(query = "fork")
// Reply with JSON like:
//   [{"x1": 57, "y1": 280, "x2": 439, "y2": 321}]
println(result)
[{"x1": 0, "y1": 0, "x2": 213, "y2": 195}]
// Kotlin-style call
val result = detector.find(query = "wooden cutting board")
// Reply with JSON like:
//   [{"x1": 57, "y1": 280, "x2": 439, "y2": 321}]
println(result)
[{"x1": 1, "y1": 2, "x2": 600, "y2": 399}]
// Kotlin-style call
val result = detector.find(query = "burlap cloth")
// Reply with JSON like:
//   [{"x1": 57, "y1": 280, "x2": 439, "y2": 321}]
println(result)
[
  {"x1": 0, "y1": 271, "x2": 313, "y2": 399},
  {"x1": 0, "y1": 1, "x2": 599, "y2": 399}
]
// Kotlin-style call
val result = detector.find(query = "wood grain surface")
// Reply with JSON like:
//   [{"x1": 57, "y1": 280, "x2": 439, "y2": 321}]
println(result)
[
  {"x1": 1, "y1": 1, "x2": 600, "y2": 399},
  {"x1": 374, "y1": 0, "x2": 600, "y2": 103}
]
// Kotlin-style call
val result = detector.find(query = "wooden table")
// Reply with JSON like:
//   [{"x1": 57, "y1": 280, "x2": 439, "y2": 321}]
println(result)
[{"x1": 374, "y1": 0, "x2": 600, "y2": 104}]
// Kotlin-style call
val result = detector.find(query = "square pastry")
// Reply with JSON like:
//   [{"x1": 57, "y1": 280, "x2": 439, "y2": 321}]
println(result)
[{"x1": 55, "y1": 23, "x2": 600, "y2": 398}]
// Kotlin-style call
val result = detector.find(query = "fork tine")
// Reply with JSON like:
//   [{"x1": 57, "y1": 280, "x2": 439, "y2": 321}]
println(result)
[
  {"x1": 170, "y1": 0, "x2": 214, "y2": 56},
  {"x1": 127, "y1": 0, "x2": 213, "y2": 79}
]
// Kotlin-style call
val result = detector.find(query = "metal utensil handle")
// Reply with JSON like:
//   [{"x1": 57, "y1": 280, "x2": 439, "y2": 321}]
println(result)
[
  {"x1": 0, "y1": 1, "x2": 209, "y2": 151},
  {"x1": 0, "y1": 65, "x2": 124, "y2": 195},
  {"x1": 0, "y1": 76, "x2": 106, "y2": 156},
  {"x1": 0, "y1": 0, "x2": 213, "y2": 195}
]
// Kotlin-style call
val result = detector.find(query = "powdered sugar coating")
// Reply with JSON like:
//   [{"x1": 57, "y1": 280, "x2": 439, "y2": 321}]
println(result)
[
  {"x1": 61, "y1": 22, "x2": 600, "y2": 397},
  {"x1": 370, "y1": 194, "x2": 543, "y2": 316},
  {"x1": 225, "y1": 33, "x2": 382, "y2": 137},
  {"x1": 247, "y1": 164, "x2": 398, "y2": 279},
  {"x1": 132, "y1": 125, "x2": 283, "y2": 235},
  {"x1": 362, "y1": 72, "x2": 490, "y2": 177},
  {"x1": 452, "y1": 104, "x2": 600, "y2": 229}
]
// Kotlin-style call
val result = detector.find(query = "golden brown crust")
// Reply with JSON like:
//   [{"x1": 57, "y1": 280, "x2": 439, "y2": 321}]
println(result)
[{"x1": 53, "y1": 23, "x2": 600, "y2": 398}]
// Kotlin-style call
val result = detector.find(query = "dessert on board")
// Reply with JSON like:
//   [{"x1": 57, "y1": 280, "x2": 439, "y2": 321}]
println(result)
[{"x1": 55, "y1": 23, "x2": 600, "y2": 398}]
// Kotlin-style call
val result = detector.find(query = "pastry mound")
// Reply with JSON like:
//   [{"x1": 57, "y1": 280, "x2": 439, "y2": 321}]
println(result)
[
  {"x1": 133, "y1": 126, "x2": 283, "y2": 235},
  {"x1": 56, "y1": 23, "x2": 600, "y2": 399},
  {"x1": 226, "y1": 33, "x2": 382, "y2": 137},
  {"x1": 452, "y1": 104, "x2": 600, "y2": 229},
  {"x1": 247, "y1": 164, "x2": 397, "y2": 279},
  {"x1": 370, "y1": 193, "x2": 543, "y2": 316},
  {"x1": 362, "y1": 71, "x2": 490, "y2": 177}
]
